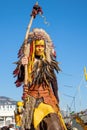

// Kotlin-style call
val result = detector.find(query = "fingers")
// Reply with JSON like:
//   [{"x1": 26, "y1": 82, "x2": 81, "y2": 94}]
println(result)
[{"x1": 21, "y1": 56, "x2": 28, "y2": 65}]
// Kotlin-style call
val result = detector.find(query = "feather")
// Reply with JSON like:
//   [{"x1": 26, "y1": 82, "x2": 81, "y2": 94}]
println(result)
[
  {"x1": 13, "y1": 68, "x2": 19, "y2": 76},
  {"x1": 15, "y1": 80, "x2": 22, "y2": 87}
]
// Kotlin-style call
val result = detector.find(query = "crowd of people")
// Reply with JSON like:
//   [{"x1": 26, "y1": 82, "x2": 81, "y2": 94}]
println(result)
[
  {"x1": 0, "y1": 124, "x2": 15, "y2": 130},
  {"x1": 0, "y1": 122, "x2": 79, "y2": 130}
]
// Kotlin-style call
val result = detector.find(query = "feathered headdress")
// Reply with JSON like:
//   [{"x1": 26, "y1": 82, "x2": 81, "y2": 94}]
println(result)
[{"x1": 18, "y1": 28, "x2": 56, "y2": 61}]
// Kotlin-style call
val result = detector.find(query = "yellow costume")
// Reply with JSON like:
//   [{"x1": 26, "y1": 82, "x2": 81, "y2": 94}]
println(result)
[{"x1": 14, "y1": 101, "x2": 23, "y2": 130}]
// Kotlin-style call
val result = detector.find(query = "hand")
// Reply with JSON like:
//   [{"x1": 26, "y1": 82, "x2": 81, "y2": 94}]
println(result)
[{"x1": 21, "y1": 56, "x2": 28, "y2": 65}]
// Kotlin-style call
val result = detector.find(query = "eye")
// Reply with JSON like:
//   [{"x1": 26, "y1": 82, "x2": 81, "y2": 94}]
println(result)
[
  {"x1": 35, "y1": 45, "x2": 44, "y2": 47},
  {"x1": 41, "y1": 45, "x2": 44, "y2": 47},
  {"x1": 35, "y1": 45, "x2": 39, "y2": 47}
]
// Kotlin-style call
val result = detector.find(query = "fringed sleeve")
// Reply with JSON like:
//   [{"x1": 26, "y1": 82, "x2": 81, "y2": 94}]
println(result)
[
  {"x1": 18, "y1": 65, "x2": 25, "y2": 82},
  {"x1": 51, "y1": 77, "x2": 59, "y2": 103}
]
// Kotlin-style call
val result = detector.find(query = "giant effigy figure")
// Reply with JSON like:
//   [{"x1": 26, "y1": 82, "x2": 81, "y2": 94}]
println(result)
[{"x1": 13, "y1": 2, "x2": 67, "y2": 130}]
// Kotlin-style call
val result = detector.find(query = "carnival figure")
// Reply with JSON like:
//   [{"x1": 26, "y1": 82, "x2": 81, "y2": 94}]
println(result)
[
  {"x1": 13, "y1": 2, "x2": 67, "y2": 130},
  {"x1": 13, "y1": 28, "x2": 67, "y2": 130},
  {"x1": 14, "y1": 101, "x2": 24, "y2": 130}
]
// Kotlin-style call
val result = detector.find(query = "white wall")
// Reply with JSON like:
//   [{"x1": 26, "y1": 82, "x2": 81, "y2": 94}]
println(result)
[{"x1": 0, "y1": 105, "x2": 16, "y2": 117}]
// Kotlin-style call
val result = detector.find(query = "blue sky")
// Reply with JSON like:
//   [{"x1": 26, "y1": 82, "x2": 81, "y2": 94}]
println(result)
[{"x1": 0, "y1": 0, "x2": 87, "y2": 112}]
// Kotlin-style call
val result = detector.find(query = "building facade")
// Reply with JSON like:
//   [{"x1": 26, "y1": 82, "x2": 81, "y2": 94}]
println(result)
[{"x1": 0, "y1": 96, "x2": 17, "y2": 127}]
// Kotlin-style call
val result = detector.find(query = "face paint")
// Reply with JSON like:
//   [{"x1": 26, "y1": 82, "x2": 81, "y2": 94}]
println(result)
[{"x1": 35, "y1": 40, "x2": 45, "y2": 56}]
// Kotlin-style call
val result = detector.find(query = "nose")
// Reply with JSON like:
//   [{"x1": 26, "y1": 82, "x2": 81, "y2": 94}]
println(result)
[{"x1": 38, "y1": 47, "x2": 41, "y2": 50}]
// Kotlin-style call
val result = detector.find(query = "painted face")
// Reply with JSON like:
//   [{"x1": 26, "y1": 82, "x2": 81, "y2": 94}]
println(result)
[{"x1": 35, "y1": 39, "x2": 45, "y2": 56}]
